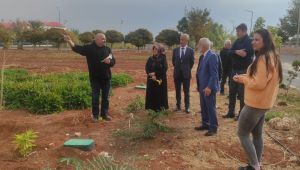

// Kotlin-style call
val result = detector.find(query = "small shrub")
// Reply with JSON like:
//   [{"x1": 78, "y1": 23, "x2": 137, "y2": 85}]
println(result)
[
  {"x1": 126, "y1": 96, "x2": 144, "y2": 113},
  {"x1": 111, "y1": 73, "x2": 133, "y2": 87},
  {"x1": 265, "y1": 111, "x2": 284, "y2": 122},
  {"x1": 59, "y1": 153, "x2": 135, "y2": 170},
  {"x1": 14, "y1": 130, "x2": 38, "y2": 157},
  {"x1": 114, "y1": 109, "x2": 172, "y2": 140}
]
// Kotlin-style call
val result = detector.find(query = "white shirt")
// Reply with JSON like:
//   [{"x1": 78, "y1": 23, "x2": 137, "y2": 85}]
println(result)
[
  {"x1": 203, "y1": 50, "x2": 210, "y2": 59},
  {"x1": 179, "y1": 45, "x2": 188, "y2": 58}
]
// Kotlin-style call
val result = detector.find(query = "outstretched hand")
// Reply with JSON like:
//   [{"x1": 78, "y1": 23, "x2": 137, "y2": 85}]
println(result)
[{"x1": 62, "y1": 34, "x2": 75, "y2": 47}]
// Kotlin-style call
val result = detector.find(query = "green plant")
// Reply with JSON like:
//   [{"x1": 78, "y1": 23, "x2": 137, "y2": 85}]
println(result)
[
  {"x1": 111, "y1": 73, "x2": 133, "y2": 87},
  {"x1": 280, "y1": 60, "x2": 300, "y2": 99},
  {"x1": 114, "y1": 109, "x2": 172, "y2": 140},
  {"x1": 59, "y1": 153, "x2": 135, "y2": 170},
  {"x1": 14, "y1": 130, "x2": 38, "y2": 157},
  {"x1": 265, "y1": 111, "x2": 284, "y2": 122},
  {"x1": 126, "y1": 96, "x2": 144, "y2": 113},
  {"x1": 2, "y1": 70, "x2": 132, "y2": 114}
]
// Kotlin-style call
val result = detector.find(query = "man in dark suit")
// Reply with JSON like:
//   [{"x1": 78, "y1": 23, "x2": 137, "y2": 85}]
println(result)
[
  {"x1": 195, "y1": 38, "x2": 220, "y2": 136},
  {"x1": 172, "y1": 34, "x2": 194, "y2": 113}
]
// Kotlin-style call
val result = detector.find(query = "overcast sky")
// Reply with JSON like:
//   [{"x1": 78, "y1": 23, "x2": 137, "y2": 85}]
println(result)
[{"x1": 0, "y1": 0, "x2": 291, "y2": 36}]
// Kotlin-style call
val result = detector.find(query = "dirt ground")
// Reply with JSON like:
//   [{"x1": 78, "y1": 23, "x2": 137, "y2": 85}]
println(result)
[{"x1": 0, "y1": 49, "x2": 299, "y2": 170}]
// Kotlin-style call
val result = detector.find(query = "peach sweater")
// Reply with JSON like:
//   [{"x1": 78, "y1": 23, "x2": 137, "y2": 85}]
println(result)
[{"x1": 240, "y1": 53, "x2": 280, "y2": 109}]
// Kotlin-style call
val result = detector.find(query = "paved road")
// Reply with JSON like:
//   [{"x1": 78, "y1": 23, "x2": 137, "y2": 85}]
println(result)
[{"x1": 280, "y1": 53, "x2": 300, "y2": 89}]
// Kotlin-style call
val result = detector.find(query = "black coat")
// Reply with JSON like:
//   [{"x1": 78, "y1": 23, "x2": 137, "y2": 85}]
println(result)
[
  {"x1": 220, "y1": 48, "x2": 232, "y2": 72},
  {"x1": 172, "y1": 47, "x2": 194, "y2": 79},
  {"x1": 72, "y1": 42, "x2": 116, "y2": 80},
  {"x1": 145, "y1": 54, "x2": 169, "y2": 111}
]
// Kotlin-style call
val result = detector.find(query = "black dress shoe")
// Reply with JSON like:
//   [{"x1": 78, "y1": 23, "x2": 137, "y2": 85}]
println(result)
[
  {"x1": 185, "y1": 108, "x2": 190, "y2": 113},
  {"x1": 204, "y1": 130, "x2": 217, "y2": 136},
  {"x1": 238, "y1": 165, "x2": 255, "y2": 170},
  {"x1": 194, "y1": 126, "x2": 209, "y2": 131},
  {"x1": 222, "y1": 114, "x2": 235, "y2": 119}
]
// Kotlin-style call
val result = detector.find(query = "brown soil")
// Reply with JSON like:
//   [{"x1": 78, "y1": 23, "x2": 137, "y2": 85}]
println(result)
[{"x1": 0, "y1": 49, "x2": 299, "y2": 170}]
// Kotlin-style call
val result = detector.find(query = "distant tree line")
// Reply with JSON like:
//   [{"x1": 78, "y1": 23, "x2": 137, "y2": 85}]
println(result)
[{"x1": 2, "y1": 1, "x2": 299, "y2": 50}]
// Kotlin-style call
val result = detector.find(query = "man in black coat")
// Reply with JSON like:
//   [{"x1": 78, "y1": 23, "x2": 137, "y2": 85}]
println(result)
[
  {"x1": 220, "y1": 39, "x2": 232, "y2": 95},
  {"x1": 63, "y1": 33, "x2": 116, "y2": 122},
  {"x1": 172, "y1": 34, "x2": 194, "y2": 113},
  {"x1": 222, "y1": 23, "x2": 254, "y2": 120}
]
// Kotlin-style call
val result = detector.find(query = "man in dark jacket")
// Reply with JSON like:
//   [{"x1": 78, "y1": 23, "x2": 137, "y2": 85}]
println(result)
[
  {"x1": 219, "y1": 39, "x2": 232, "y2": 95},
  {"x1": 172, "y1": 34, "x2": 194, "y2": 113},
  {"x1": 63, "y1": 33, "x2": 116, "y2": 122},
  {"x1": 223, "y1": 23, "x2": 254, "y2": 120}
]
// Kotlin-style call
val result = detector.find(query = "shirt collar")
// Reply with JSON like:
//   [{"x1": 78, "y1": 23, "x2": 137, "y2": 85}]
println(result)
[{"x1": 203, "y1": 50, "x2": 210, "y2": 58}]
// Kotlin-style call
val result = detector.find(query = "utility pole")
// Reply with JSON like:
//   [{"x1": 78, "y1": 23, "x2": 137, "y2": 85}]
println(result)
[
  {"x1": 296, "y1": 0, "x2": 300, "y2": 46},
  {"x1": 56, "y1": 7, "x2": 61, "y2": 24},
  {"x1": 245, "y1": 9, "x2": 253, "y2": 35}
]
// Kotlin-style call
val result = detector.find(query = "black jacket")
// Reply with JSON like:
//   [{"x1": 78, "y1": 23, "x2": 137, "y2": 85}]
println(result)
[
  {"x1": 220, "y1": 48, "x2": 232, "y2": 72},
  {"x1": 72, "y1": 42, "x2": 116, "y2": 79},
  {"x1": 228, "y1": 35, "x2": 254, "y2": 71},
  {"x1": 172, "y1": 47, "x2": 194, "y2": 79}
]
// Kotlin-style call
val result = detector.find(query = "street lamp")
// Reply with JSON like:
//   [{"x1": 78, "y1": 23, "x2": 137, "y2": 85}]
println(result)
[
  {"x1": 245, "y1": 9, "x2": 253, "y2": 35},
  {"x1": 296, "y1": 0, "x2": 300, "y2": 47}
]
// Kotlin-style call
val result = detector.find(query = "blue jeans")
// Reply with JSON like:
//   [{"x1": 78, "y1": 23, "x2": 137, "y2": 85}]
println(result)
[{"x1": 199, "y1": 92, "x2": 218, "y2": 131}]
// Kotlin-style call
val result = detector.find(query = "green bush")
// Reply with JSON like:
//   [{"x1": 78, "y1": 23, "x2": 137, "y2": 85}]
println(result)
[
  {"x1": 111, "y1": 73, "x2": 133, "y2": 87},
  {"x1": 126, "y1": 96, "x2": 145, "y2": 113},
  {"x1": 2, "y1": 70, "x2": 133, "y2": 114},
  {"x1": 265, "y1": 111, "x2": 284, "y2": 122}
]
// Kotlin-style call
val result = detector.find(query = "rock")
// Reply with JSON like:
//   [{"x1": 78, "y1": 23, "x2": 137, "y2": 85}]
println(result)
[
  {"x1": 269, "y1": 117, "x2": 297, "y2": 131},
  {"x1": 74, "y1": 132, "x2": 81, "y2": 137}
]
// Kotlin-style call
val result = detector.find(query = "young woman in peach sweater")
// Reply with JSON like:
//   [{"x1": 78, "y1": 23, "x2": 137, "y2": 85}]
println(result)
[{"x1": 233, "y1": 28, "x2": 283, "y2": 170}]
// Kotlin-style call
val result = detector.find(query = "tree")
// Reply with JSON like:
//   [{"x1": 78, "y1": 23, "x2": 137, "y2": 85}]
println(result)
[
  {"x1": 253, "y1": 17, "x2": 266, "y2": 31},
  {"x1": 125, "y1": 28, "x2": 153, "y2": 50},
  {"x1": 267, "y1": 26, "x2": 283, "y2": 50},
  {"x1": 22, "y1": 29, "x2": 45, "y2": 47},
  {"x1": 44, "y1": 28, "x2": 66, "y2": 49},
  {"x1": 92, "y1": 29, "x2": 104, "y2": 35},
  {"x1": 207, "y1": 22, "x2": 227, "y2": 50},
  {"x1": 177, "y1": 17, "x2": 189, "y2": 33},
  {"x1": 78, "y1": 32, "x2": 94, "y2": 44},
  {"x1": 28, "y1": 20, "x2": 44, "y2": 30},
  {"x1": 279, "y1": 0, "x2": 300, "y2": 42},
  {"x1": 0, "y1": 27, "x2": 13, "y2": 49},
  {"x1": 13, "y1": 19, "x2": 31, "y2": 49},
  {"x1": 186, "y1": 8, "x2": 212, "y2": 42},
  {"x1": 105, "y1": 30, "x2": 124, "y2": 48},
  {"x1": 155, "y1": 29, "x2": 180, "y2": 48}
]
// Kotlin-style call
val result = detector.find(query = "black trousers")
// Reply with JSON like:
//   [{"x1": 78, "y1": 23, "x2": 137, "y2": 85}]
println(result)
[
  {"x1": 220, "y1": 70, "x2": 231, "y2": 94},
  {"x1": 90, "y1": 78, "x2": 111, "y2": 118},
  {"x1": 174, "y1": 73, "x2": 190, "y2": 109},
  {"x1": 228, "y1": 69, "x2": 246, "y2": 116}
]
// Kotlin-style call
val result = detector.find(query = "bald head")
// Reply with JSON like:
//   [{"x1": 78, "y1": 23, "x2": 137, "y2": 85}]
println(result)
[{"x1": 95, "y1": 33, "x2": 106, "y2": 47}]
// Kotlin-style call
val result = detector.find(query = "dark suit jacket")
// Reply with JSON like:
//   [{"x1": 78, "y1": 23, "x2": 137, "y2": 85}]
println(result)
[
  {"x1": 172, "y1": 47, "x2": 194, "y2": 79},
  {"x1": 196, "y1": 50, "x2": 220, "y2": 93}
]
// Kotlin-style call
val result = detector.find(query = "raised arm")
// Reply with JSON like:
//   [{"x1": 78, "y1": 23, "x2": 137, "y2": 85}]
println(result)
[{"x1": 63, "y1": 34, "x2": 87, "y2": 56}]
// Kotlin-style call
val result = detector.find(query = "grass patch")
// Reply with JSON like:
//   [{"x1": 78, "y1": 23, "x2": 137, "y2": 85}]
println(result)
[
  {"x1": 265, "y1": 111, "x2": 284, "y2": 122},
  {"x1": 2, "y1": 69, "x2": 133, "y2": 114}
]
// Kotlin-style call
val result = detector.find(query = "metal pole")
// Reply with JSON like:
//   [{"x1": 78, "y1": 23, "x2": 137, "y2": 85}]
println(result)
[
  {"x1": 297, "y1": 1, "x2": 300, "y2": 47},
  {"x1": 245, "y1": 9, "x2": 254, "y2": 35}
]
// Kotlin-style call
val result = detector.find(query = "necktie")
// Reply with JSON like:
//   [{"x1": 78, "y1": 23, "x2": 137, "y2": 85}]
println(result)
[{"x1": 181, "y1": 47, "x2": 185, "y2": 59}]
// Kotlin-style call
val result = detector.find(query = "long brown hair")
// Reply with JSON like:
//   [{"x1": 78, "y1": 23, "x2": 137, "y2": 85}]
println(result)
[{"x1": 249, "y1": 29, "x2": 283, "y2": 83}]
